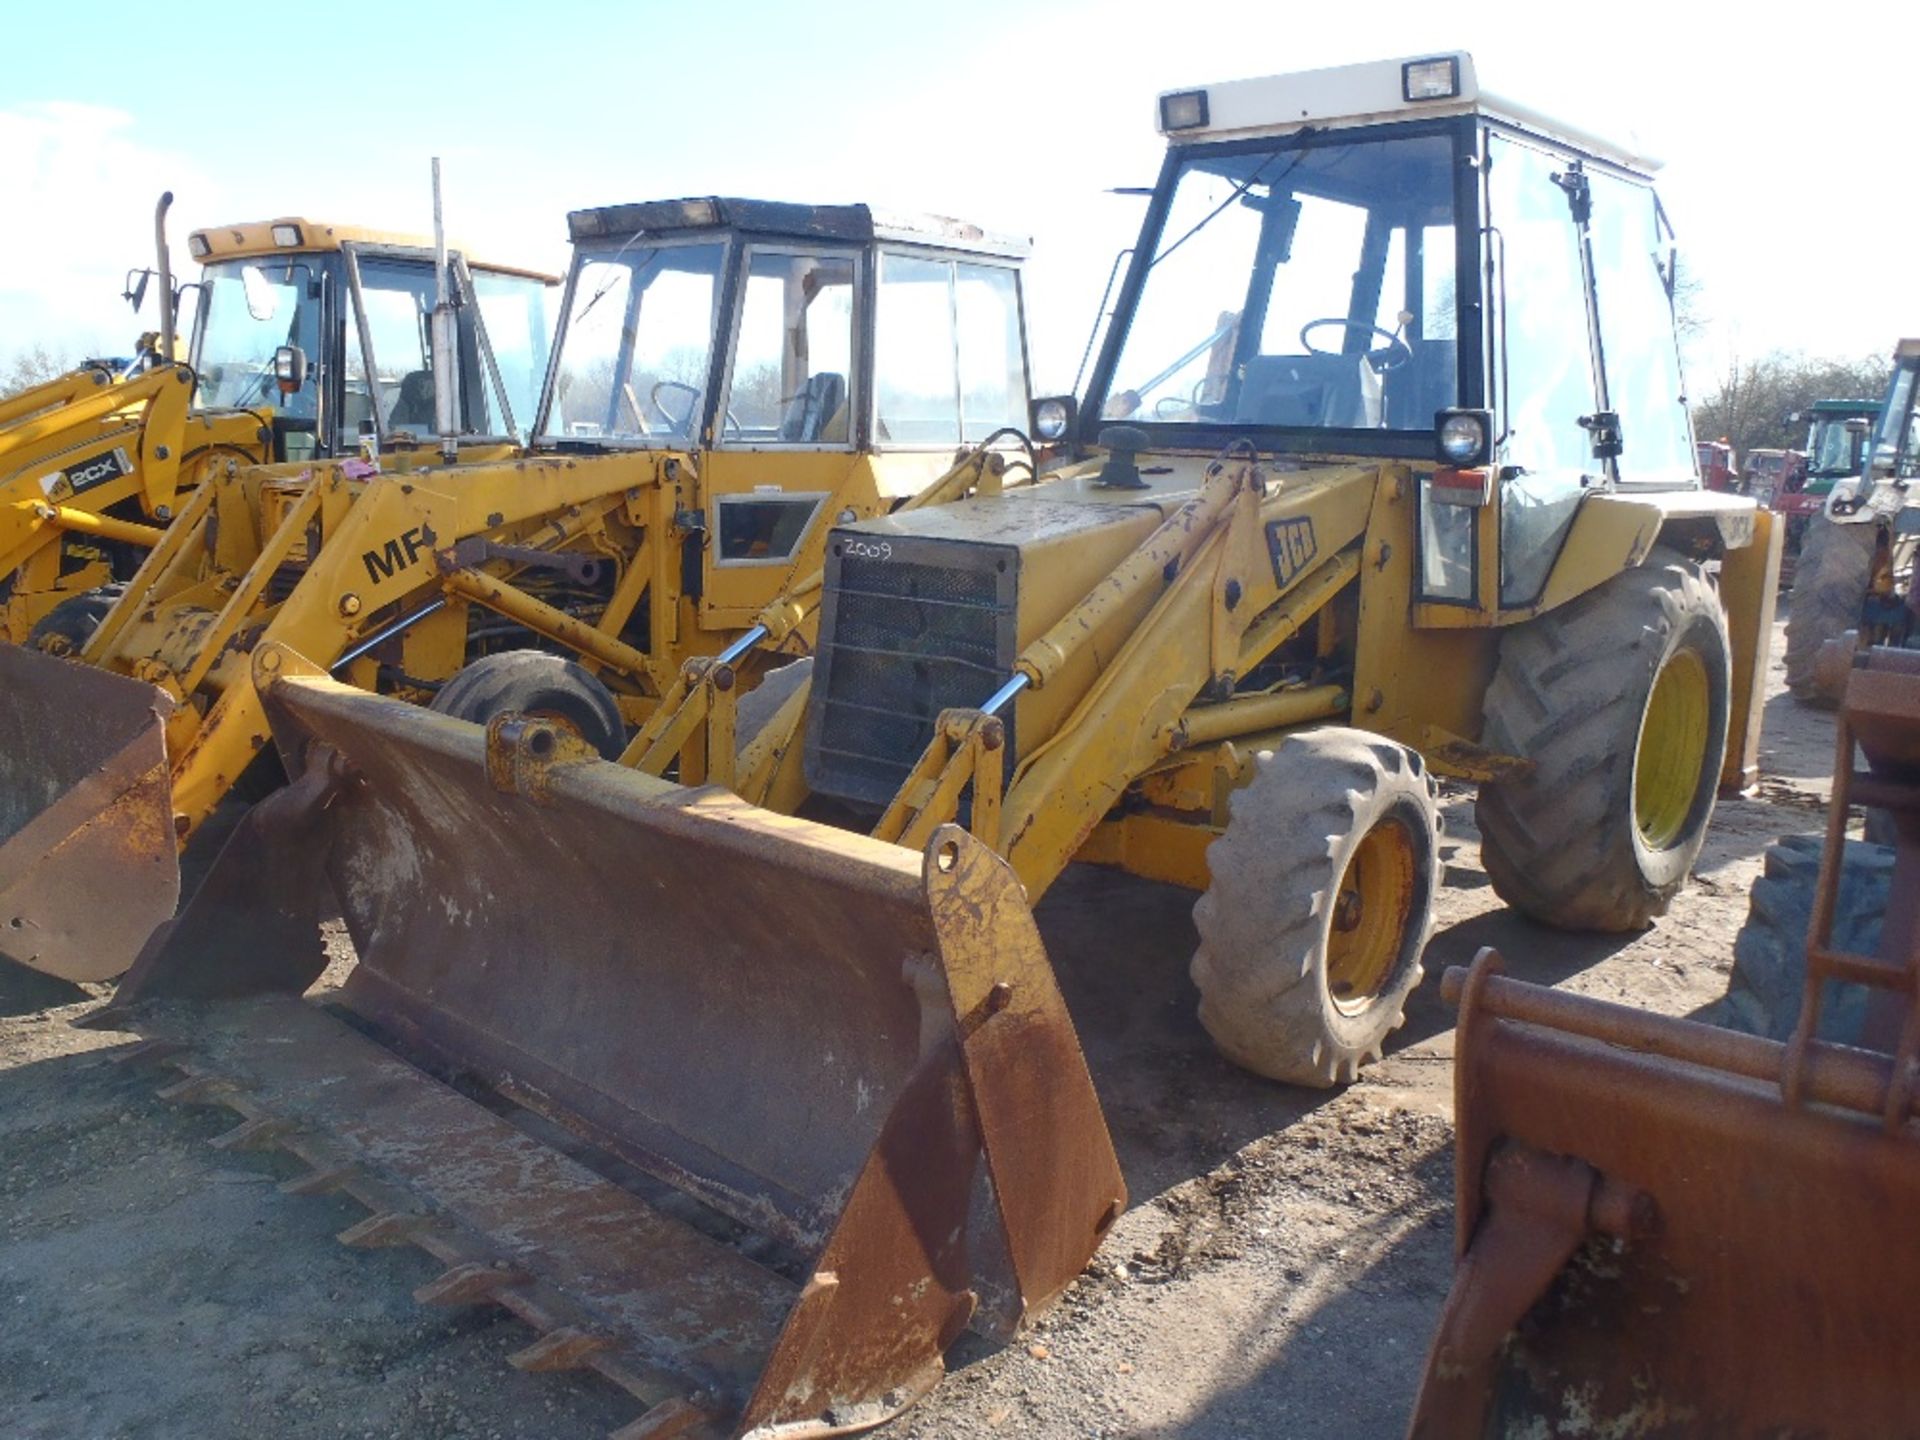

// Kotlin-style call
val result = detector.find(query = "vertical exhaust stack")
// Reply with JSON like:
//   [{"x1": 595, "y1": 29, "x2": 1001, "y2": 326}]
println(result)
[
  {"x1": 430, "y1": 158, "x2": 460, "y2": 463},
  {"x1": 153, "y1": 191, "x2": 176, "y2": 361}
]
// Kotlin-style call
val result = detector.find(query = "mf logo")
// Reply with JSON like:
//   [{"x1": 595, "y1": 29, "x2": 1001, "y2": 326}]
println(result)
[
  {"x1": 361, "y1": 525, "x2": 433, "y2": 584},
  {"x1": 1265, "y1": 516, "x2": 1317, "y2": 587}
]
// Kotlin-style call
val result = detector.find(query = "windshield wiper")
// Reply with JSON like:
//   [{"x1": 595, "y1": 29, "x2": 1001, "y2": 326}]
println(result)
[
  {"x1": 1151, "y1": 132, "x2": 1315, "y2": 271},
  {"x1": 572, "y1": 240, "x2": 666, "y2": 326}
]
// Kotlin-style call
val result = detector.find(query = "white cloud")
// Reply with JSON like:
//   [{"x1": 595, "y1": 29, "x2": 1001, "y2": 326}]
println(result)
[{"x1": 0, "y1": 102, "x2": 226, "y2": 366}]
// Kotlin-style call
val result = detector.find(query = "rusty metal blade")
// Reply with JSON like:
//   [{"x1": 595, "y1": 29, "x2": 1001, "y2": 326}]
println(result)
[
  {"x1": 115, "y1": 674, "x2": 1122, "y2": 1437},
  {"x1": 0, "y1": 645, "x2": 177, "y2": 981},
  {"x1": 1409, "y1": 955, "x2": 1920, "y2": 1438}
]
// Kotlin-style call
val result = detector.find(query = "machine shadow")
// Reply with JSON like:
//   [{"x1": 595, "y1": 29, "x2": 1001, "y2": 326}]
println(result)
[
  {"x1": 0, "y1": 962, "x2": 91, "y2": 1017},
  {"x1": 1038, "y1": 865, "x2": 1351, "y2": 1204},
  {"x1": 1130, "y1": 1140, "x2": 1454, "y2": 1439}
]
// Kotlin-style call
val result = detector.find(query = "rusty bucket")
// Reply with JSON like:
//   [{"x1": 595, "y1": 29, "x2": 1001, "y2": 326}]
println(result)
[
  {"x1": 112, "y1": 657, "x2": 1124, "y2": 1438},
  {"x1": 0, "y1": 644, "x2": 177, "y2": 981}
]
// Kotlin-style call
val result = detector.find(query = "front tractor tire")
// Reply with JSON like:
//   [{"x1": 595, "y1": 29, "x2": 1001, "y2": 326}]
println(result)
[
  {"x1": 1783, "y1": 514, "x2": 1876, "y2": 706},
  {"x1": 1190, "y1": 728, "x2": 1441, "y2": 1087},
  {"x1": 429, "y1": 651, "x2": 626, "y2": 759},
  {"x1": 26, "y1": 583, "x2": 125, "y2": 657},
  {"x1": 1475, "y1": 549, "x2": 1730, "y2": 932}
]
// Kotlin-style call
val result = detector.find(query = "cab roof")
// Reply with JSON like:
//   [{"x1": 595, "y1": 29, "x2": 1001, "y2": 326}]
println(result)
[
  {"x1": 1810, "y1": 398, "x2": 1882, "y2": 415},
  {"x1": 1155, "y1": 51, "x2": 1660, "y2": 176},
  {"x1": 187, "y1": 219, "x2": 557, "y2": 282},
  {"x1": 566, "y1": 197, "x2": 1030, "y2": 261}
]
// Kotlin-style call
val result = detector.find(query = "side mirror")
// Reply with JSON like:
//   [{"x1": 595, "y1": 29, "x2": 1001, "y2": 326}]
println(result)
[
  {"x1": 273, "y1": 345, "x2": 308, "y2": 396},
  {"x1": 124, "y1": 269, "x2": 151, "y2": 313},
  {"x1": 1578, "y1": 410, "x2": 1623, "y2": 460},
  {"x1": 241, "y1": 264, "x2": 280, "y2": 322}
]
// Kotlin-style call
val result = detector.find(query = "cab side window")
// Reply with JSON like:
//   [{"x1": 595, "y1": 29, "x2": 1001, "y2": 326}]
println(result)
[
  {"x1": 1487, "y1": 134, "x2": 1597, "y2": 605},
  {"x1": 724, "y1": 250, "x2": 856, "y2": 446},
  {"x1": 875, "y1": 254, "x2": 1027, "y2": 445},
  {"x1": 1588, "y1": 174, "x2": 1694, "y2": 485}
]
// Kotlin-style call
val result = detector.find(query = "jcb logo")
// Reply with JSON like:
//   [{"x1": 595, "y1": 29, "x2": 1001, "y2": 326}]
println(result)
[
  {"x1": 1266, "y1": 516, "x2": 1317, "y2": 587},
  {"x1": 62, "y1": 448, "x2": 134, "y2": 495},
  {"x1": 361, "y1": 525, "x2": 432, "y2": 584}
]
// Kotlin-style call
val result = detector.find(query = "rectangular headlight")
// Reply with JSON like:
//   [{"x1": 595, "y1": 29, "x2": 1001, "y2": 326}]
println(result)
[
  {"x1": 187, "y1": 233, "x2": 211, "y2": 259},
  {"x1": 271, "y1": 223, "x2": 303, "y2": 247},
  {"x1": 1159, "y1": 90, "x2": 1209, "y2": 131},
  {"x1": 1402, "y1": 57, "x2": 1461, "y2": 101}
]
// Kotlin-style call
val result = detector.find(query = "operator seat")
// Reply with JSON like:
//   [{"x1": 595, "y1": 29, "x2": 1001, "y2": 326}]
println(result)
[
  {"x1": 1235, "y1": 354, "x2": 1364, "y2": 428},
  {"x1": 779, "y1": 372, "x2": 846, "y2": 442},
  {"x1": 389, "y1": 370, "x2": 437, "y2": 430}
]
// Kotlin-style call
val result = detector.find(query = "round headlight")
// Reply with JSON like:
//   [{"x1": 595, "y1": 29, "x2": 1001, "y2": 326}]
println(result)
[
  {"x1": 1034, "y1": 398, "x2": 1070, "y2": 442},
  {"x1": 1438, "y1": 413, "x2": 1485, "y2": 465}
]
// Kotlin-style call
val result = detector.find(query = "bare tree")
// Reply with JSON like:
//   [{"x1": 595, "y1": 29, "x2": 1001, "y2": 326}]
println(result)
[
  {"x1": 1693, "y1": 350, "x2": 1889, "y2": 459},
  {"x1": 1, "y1": 344, "x2": 75, "y2": 399}
]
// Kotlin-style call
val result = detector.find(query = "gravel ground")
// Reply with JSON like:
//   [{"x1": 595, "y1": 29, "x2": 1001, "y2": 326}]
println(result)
[{"x1": 0, "y1": 615, "x2": 1838, "y2": 1439}]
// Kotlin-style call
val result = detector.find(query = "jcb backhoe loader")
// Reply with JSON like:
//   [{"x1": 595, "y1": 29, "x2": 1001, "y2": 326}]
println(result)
[
  {"x1": 607, "y1": 52, "x2": 1782, "y2": 1087},
  {"x1": 1407, "y1": 645, "x2": 1920, "y2": 1437},
  {"x1": 1, "y1": 197, "x2": 1037, "y2": 982},
  {"x1": 1, "y1": 194, "x2": 554, "y2": 643}
]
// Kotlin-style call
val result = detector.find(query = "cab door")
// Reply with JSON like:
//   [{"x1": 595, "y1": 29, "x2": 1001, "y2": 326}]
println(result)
[
  {"x1": 1485, "y1": 132, "x2": 1604, "y2": 607},
  {"x1": 699, "y1": 243, "x2": 870, "y2": 635}
]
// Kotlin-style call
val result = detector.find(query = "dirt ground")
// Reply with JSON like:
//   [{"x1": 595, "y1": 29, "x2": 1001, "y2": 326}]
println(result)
[{"x1": 0, "y1": 615, "x2": 1840, "y2": 1440}]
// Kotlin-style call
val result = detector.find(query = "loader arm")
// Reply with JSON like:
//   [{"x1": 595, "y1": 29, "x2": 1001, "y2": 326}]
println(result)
[
  {"x1": 0, "y1": 365, "x2": 194, "y2": 577},
  {"x1": 937, "y1": 457, "x2": 1379, "y2": 901},
  {"x1": 0, "y1": 366, "x2": 119, "y2": 430},
  {"x1": 139, "y1": 454, "x2": 684, "y2": 835}
]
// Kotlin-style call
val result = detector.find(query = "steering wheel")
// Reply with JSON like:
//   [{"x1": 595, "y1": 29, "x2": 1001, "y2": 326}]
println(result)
[
  {"x1": 650, "y1": 380, "x2": 701, "y2": 433},
  {"x1": 648, "y1": 379, "x2": 742, "y2": 439},
  {"x1": 1299, "y1": 318, "x2": 1412, "y2": 372}
]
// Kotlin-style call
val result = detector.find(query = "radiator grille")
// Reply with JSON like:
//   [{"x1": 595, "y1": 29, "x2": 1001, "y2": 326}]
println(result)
[{"x1": 805, "y1": 538, "x2": 1019, "y2": 809}]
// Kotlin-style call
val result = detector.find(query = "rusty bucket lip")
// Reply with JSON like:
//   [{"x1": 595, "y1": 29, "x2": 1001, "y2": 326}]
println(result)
[
  {"x1": 111, "y1": 671, "x2": 1124, "y2": 1439},
  {"x1": 0, "y1": 645, "x2": 179, "y2": 981}
]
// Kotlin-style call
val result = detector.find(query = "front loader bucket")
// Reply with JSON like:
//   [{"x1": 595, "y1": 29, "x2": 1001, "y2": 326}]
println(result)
[
  {"x1": 0, "y1": 645, "x2": 177, "y2": 981},
  {"x1": 113, "y1": 668, "x2": 1124, "y2": 1438},
  {"x1": 1408, "y1": 954, "x2": 1920, "y2": 1438}
]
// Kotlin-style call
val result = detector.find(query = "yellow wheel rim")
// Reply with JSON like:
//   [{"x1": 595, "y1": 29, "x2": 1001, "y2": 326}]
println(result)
[
  {"x1": 1634, "y1": 648, "x2": 1711, "y2": 850},
  {"x1": 1326, "y1": 818, "x2": 1418, "y2": 1016}
]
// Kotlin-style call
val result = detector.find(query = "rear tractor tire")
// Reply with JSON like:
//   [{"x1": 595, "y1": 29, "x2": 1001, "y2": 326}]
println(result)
[
  {"x1": 1783, "y1": 514, "x2": 1876, "y2": 706},
  {"x1": 26, "y1": 583, "x2": 125, "y2": 657},
  {"x1": 1190, "y1": 727, "x2": 1441, "y2": 1087},
  {"x1": 1708, "y1": 833, "x2": 1889, "y2": 1045},
  {"x1": 429, "y1": 651, "x2": 626, "y2": 759},
  {"x1": 1476, "y1": 549, "x2": 1730, "y2": 932}
]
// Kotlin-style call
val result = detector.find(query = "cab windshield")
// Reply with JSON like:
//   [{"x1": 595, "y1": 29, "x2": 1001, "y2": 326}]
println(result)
[
  {"x1": 539, "y1": 241, "x2": 725, "y2": 445},
  {"x1": 1875, "y1": 365, "x2": 1919, "y2": 479},
  {"x1": 190, "y1": 258, "x2": 324, "y2": 419},
  {"x1": 1101, "y1": 127, "x2": 1463, "y2": 441},
  {"x1": 1807, "y1": 414, "x2": 1866, "y2": 476}
]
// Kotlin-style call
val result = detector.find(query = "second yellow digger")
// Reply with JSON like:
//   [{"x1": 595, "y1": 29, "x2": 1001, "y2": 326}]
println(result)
[
  {"x1": 1, "y1": 194, "x2": 554, "y2": 643},
  {"x1": 1, "y1": 197, "x2": 1037, "y2": 983}
]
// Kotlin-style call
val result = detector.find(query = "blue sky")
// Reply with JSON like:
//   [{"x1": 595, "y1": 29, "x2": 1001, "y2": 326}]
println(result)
[{"x1": 3, "y1": 0, "x2": 1914, "y2": 393}]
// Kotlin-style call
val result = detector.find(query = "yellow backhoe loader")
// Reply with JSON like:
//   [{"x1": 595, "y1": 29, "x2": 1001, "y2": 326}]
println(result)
[
  {"x1": 2, "y1": 194, "x2": 554, "y2": 643},
  {"x1": 89, "y1": 50, "x2": 1774, "y2": 1438},
  {"x1": 2, "y1": 197, "x2": 1036, "y2": 982},
  {"x1": 610, "y1": 52, "x2": 1782, "y2": 1087}
]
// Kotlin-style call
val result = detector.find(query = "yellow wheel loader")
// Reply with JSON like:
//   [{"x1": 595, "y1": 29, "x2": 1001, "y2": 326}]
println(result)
[
  {"x1": 620, "y1": 51, "x2": 1782, "y2": 1088},
  {"x1": 1, "y1": 194, "x2": 554, "y2": 644},
  {"x1": 1, "y1": 197, "x2": 1036, "y2": 982}
]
